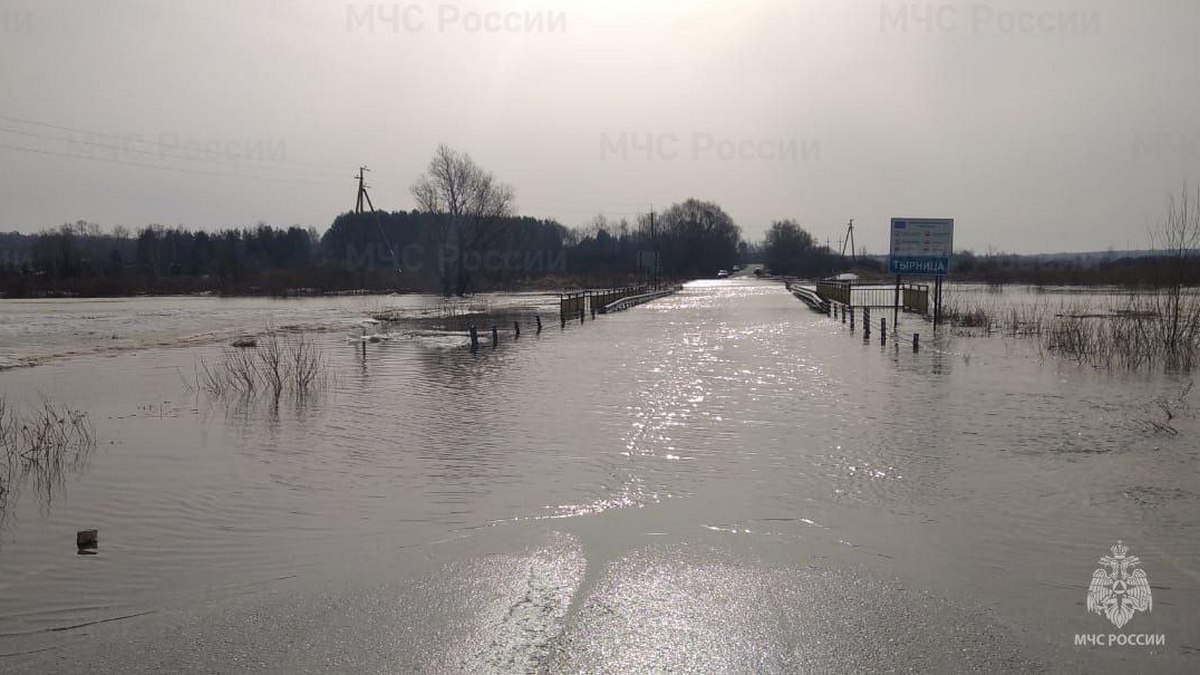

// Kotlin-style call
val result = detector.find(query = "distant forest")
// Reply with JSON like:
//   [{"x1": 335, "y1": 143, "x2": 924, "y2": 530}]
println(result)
[
  {"x1": 771, "y1": 247, "x2": 1200, "y2": 287},
  {"x1": 0, "y1": 198, "x2": 743, "y2": 298},
  {"x1": 753, "y1": 220, "x2": 1200, "y2": 288},
  {"x1": 945, "y1": 249, "x2": 1200, "y2": 287},
  {"x1": 2, "y1": 212, "x2": 1194, "y2": 298}
]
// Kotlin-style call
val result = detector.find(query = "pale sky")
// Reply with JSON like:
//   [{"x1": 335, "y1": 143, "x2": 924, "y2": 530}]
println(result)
[{"x1": 1, "y1": 0, "x2": 1198, "y2": 253}]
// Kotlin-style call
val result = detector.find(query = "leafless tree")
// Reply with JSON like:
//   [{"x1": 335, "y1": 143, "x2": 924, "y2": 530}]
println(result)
[
  {"x1": 411, "y1": 144, "x2": 515, "y2": 296},
  {"x1": 1149, "y1": 184, "x2": 1200, "y2": 368}
]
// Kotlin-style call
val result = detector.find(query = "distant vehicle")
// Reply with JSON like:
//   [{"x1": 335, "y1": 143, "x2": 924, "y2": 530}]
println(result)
[{"x1": 716, "y1": 269, "x2": 730, "y2": 278}]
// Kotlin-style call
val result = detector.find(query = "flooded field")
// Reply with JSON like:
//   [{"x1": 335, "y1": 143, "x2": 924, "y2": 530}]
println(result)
[{"x1": 1, "y1": 278, "x2": 1197, "y2": 672}]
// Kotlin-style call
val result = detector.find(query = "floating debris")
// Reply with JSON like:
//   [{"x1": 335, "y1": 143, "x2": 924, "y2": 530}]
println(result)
[{"x1": 77, "y1": 529, "x2": 98, "y2": 554}]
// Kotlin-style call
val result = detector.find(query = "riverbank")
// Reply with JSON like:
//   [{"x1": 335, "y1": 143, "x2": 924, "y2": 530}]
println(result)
[{"x1": 0, "y1": 292, "x2": 559, "y2": 371}]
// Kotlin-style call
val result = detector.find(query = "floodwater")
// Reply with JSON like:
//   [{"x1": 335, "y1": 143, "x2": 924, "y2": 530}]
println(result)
[{"x1": 0, "y1": 278, "x2": 1197, "y2": 672}]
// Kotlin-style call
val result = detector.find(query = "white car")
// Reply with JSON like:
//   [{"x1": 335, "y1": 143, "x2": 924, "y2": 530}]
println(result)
[{"x1": 716, "y1": 269, "x2": 730, "y2": 278}]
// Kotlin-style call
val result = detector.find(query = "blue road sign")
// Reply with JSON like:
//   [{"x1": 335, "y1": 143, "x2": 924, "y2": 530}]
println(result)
[
  {"x1": 889, "y1": 256, "x2": 950, "y2": 275},
  {"x1": 889, "y1": 218, "x2": 953, "y2": 276}
]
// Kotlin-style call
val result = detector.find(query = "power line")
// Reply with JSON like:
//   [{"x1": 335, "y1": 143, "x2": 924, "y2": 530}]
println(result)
[
  {"x1": 0, "y1": 125, "x2": 348, "y2": 182},
  {"x1": 0, "y1": 141, "x2": 344, "y2": 188},
  {"x1": 0, "y1": 112, "x2": 341, "y2": 174}
]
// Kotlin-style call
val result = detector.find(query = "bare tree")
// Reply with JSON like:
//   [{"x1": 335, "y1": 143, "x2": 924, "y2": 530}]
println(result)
[
  {"x1": 657, "y1": 199, "x2": 741, "y2": 277},
  {"x1": 1149, "y1": 184, "x2": 1200, "y2": 368},
  {"x1": 411, "y1": 145, "x2": 515, "y2": 296},
  {"x1": 764, "y1": 219, "x2": 819, "y2": 277}
]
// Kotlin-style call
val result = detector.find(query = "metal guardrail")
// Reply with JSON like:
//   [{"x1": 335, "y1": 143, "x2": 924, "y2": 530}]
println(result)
[
  {"x1": 785, "y1": 281, "x2": 829, "y2": 313},
  {"x1": 600, "y1": 288, "x2": 679, "y2": 314},
  {"x1": 560, "y1": 286, "x2": 652, "y2": 321},
  {"x1": 589, "y1": 286, "x2": 647, "y2": 314}
]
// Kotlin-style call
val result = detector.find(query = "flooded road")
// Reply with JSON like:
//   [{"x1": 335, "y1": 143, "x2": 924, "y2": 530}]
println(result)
[{"x1": 1, "y1": 278, "x2": 1197, "y2": 672}]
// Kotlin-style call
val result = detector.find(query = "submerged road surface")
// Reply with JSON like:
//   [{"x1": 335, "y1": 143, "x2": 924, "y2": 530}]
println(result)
[{"x1": 1, "y1": 279, "x2": 1196, "y2": 672}]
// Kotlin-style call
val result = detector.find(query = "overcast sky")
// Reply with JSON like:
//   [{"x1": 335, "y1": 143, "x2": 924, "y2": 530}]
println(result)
[{"x1": 1, "y1": 0, "x2": 1198, "y2": 253}]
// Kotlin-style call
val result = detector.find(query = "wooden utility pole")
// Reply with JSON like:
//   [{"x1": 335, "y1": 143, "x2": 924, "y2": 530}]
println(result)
[
  {"x1": 839, "y1": 219, "x2": 856, "y2": 264},
  {"x1": 650, "y1": 208, "x2": 659, "y2": 291},
  {"x1": 354, "y1": 165, "x2": 400, "y2": 276},
  {"x1": 355, "y1": 166, "x2": 376, "y2": 214}
]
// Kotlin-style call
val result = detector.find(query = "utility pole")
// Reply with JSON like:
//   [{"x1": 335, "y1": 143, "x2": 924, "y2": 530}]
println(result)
[
  {"x1": 839, "y1": 219, "x2": 856, "y2": 264},
  {"x1": 354, "y1": 166, "x2": 376, "y2": 214},
  {"x1": 353, "y1": 165, "x2": 400, "y2": 277},
  {"x1": 650, "y1": 208, "x2": 659, "y2": 291}
]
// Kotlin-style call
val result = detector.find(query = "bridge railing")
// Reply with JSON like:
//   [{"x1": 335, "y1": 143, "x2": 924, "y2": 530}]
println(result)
[
  {"x1": 903, "y1": 284, "x2": 930, "y2": 314},
  {"x1": 560, "y1": 286, "x2": 652, "y2": 322},
  {"x1": 559, "y1": 291, "x2": 587, "y2": 322},
  {"x1": 815, "y1": 280, "x2": 851, "y2": 305},
  {"x1": 848, "y1": 285, "x2": 898, "y2": 308},
  {"x1": 814, "y1": 280, "x2": 930, "y2": 315},
  {"x1": 601, "y1": 287, "x2": 679, "y2": 314},
  {"x1": 589, "y1": 286, "x2": 647, "y2": 314}
]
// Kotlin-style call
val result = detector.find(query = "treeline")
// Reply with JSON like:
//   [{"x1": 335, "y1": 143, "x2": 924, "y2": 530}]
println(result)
[
  {"x1": 757, "y1": 220, "x2": 1199, "y2": 287},
  {"x1": 6, "y1": 217, "x2": 1191, "y2": 298},
  {"x1": 760, "y1": 220, "x2": 884, "y2": 278},
  {"x1": 950, "y1": 250, "x2": 1200, "y2": 287},
  {"x1": 0, "y1": 198, "x2": 742, "y2": 297},
  {"x1": 1, "y1": 222, "x2": 323, "y2": 297},
  {"x1": 2, "y1": 145, "x2": 749, "y2": 298}
]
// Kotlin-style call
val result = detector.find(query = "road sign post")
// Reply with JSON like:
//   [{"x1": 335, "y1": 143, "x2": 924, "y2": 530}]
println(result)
[{"x1": 889, "y1": 218, "x2": 954, "y2": 330}]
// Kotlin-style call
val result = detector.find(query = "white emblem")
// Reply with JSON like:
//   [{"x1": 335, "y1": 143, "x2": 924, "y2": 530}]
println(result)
[{"x1": 1087, "y1": 541, "x2": 1152, "y2": 629}]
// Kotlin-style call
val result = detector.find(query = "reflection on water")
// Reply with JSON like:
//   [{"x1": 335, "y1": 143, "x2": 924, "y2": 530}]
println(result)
[
  {"x1": 0, "y1": 396, "x2": 96, "y2": 528},
  {"x1": 0, "y1": 279, "x2": 1198, "y2": 647}
]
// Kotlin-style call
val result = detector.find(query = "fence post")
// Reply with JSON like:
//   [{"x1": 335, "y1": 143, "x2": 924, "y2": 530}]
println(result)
[
  {"x1": 579, "y1": 306, "x2": 585, "y2": 323},
  {"x1": 913, "y1": 333, "x2": 920, "y2": 352},
  {"x1": 469, "y1": 324, "x2": 479, "y2": 351},
  {"x1": 850, "y1": 307, "x2": 855, "y2": 332},
  {"x1": 864, "y1": 308, "x2": 871, "y2": 339},
  {"x1": 491, "y1": 324, "x2": 499, "y2": 348},
  {"x1": 881, "y1": 318, "x2": 887, "y2": 345},
  {"x1": 514, "y1": 321, "x2": 520, "y2": 339},
  {"x1": 536, "y1": 315, "x2": 543, "y2": 333}
]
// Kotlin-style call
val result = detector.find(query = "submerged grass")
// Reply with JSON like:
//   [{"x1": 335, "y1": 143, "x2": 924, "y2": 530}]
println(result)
[
  {"x1": 0, "y1": 395, "x2": 95, "y2": 466},
  {"x1": 1043, "y1": 294, "x2": 1200, "y2": 372},
  {"x1": 183, "y1": 327, "x2": 332, "y2": 402},
  {"x1": 1133, "y1": 380, "x2": 1194, "y2": 435},
  {"x1": 938, "y1": 289, "x2": 1200, "y2": 373},
  {"x1": 0, "y1": 394, "x2": 97, "y2": 520}
]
